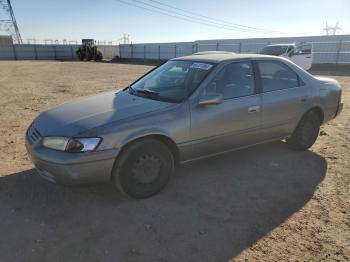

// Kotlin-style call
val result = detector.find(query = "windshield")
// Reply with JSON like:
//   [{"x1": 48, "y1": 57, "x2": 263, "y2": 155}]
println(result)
[
  {"x1": 130, "y1": 60, "x2": 214, "y2": 102},
  {"x1": 260, "y1": 46, "x2": 288, "y2": 56}
]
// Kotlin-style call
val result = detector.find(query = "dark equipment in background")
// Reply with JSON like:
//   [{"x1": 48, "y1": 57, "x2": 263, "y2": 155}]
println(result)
[{"x1": 76, "y1": 39, "x2": 103, "y2": 61}]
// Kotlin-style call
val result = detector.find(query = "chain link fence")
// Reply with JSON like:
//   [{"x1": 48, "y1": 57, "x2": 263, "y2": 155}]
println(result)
[{"x1": 23, "y1": 39, "x2": 120, "y2": 45}]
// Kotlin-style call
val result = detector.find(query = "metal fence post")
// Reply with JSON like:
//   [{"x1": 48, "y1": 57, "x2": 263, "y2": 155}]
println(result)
[
  {"x1": 158, "y1": 45, "x2": 161, "y2": 60},
  {"x1": 238, "y1": 42, "x2": 242, "y2": 53},
  {"x1": 336, "y1": 40, "x2": 343, "y2": 65},
  {"x1": 12, "y1": 44, "x2": 17, "y2": 60},
  {"x1": 216, "y1": 42, "x2": 219, "y2": 51},
  {"x1": 144, "y1": 45, "x2": 146, "y2": 61},
  {"x1": 130, "y1": 44, "x2": 133, "y2": 59},
  {"x1": 174, "y1": 44, "x2": 177, "y2": 58},
  {"x1": 33, "y1": 44, "x2": 38, "y2": 60},
  {"x1": 53, "y1": 45, "x2": 57, "y2": 60},
  {"x1": 70, "y1": 45, "x2": 74, "y2": 60}
]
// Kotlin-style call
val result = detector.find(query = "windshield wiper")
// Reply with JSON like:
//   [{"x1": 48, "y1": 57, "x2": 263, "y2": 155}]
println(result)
[
  {"x1": 135, "y1": 89, "x2": 160, "y2": 96},
  {"x1": 124, "y1": 85, "x2": 134, "y2": 93},
  {"x1": 130, "y1": 88, "x2": 178, "y2": 103}
]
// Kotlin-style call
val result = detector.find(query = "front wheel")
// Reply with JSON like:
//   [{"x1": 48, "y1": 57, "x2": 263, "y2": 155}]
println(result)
[
  {"x1": 112, "y1": 139, "x2": 174, "y2": 199},
  {"x1": 94, "y1": 52, "x2": 103, "y2": 62},
  {"x1": 287, "y1": 111, "x2": 321, "y2": 151}
]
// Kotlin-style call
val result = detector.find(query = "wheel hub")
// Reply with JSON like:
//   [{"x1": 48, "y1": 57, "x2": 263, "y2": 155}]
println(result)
[{"x1": 132, "y1": 154, "x2": 161, "y2": 184}]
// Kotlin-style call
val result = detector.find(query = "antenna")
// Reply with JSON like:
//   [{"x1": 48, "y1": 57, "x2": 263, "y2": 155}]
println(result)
[
  {"x1": 0, "y1": 0, "x2": 22, "y2": 44},
  {"x1": 323, "y1": 21, "x2": 342, "y2": 35}
]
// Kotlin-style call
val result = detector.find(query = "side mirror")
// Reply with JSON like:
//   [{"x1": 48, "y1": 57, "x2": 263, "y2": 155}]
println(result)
[{"x1": 198, "y1": 93, "x2": 223, "y2": 106}]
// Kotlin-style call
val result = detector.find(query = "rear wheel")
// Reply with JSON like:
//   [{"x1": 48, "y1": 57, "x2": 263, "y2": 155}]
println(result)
[
  {"x1": 287, "y1": 111, "x2": 321, "y2": 151},
  {"x1": 85, "y1": 52, "x2": 92, "y2": 61},
  {"x1": 113, "y1": 139, "x2": 174, "y2": 199}
]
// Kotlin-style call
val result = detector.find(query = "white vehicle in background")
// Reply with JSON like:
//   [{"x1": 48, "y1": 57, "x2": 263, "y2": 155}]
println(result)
[{"x1": 260, "y1": 43, "x2": 313, "y2": 70}]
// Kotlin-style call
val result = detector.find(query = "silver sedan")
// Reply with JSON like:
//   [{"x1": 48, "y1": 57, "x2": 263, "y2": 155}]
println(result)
[{"x1": 26, "y1": 53, "x2": 343, "y2": 198}]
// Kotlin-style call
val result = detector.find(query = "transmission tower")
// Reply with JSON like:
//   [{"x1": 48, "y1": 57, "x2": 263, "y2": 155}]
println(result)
[
  {"x1": 119, "y1": 33, "x2": 130, "y2": 44},
  {"x1": 323, "y1": 21, "x2": 342, "y2": 35},
  {"x1": 0, "y1": 0, "x2": 22, "y2": 44}
]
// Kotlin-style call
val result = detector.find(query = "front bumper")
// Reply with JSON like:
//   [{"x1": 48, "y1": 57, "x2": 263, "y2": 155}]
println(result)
[
  {"x1": 25, "y1": 138, "x2": 119, "y2": 185},
  {"x1": 335, "y1": 102, "x2": 343, "y2": 117}
]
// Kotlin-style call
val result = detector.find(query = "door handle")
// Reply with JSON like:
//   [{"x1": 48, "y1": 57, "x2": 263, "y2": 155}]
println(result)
[
  {"x1": 248, "y1": 105, "x2": 260, "y2": 113},
  {"x1": 301, "y1": 97, "x2": 309, "y2": 102}
]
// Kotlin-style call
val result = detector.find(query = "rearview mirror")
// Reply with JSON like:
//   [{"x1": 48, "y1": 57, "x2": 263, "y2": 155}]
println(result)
[{"x1": 198, "y1": 93, "x2": 223, "y2": 106}]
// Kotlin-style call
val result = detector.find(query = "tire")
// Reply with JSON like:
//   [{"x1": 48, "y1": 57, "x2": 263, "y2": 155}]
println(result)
[
  {"x1": 112, "y1": 139, "x2": 174, "y2": 199},
  {"x1": 85, "y1": 52, "x2": 92, "y2": 61},
  {"x1": 94, "y1": 52, "x2": 103, "y2": 62},
  {"x1": 77, "y1": 51, "x2": 84, "y2": 61},
  {"x1": 287, "y1": 111, "x2": 321, "y2": 151}
]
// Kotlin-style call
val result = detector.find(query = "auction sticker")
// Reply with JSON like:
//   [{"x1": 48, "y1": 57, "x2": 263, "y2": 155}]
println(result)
[{"x1": 190, "y1": 63, "x2": 213, "y2": 70}]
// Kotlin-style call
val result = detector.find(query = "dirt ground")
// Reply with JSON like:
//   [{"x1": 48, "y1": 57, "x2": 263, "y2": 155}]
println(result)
[{"x1": 0, "y1": 61, "x2": 349, "y2": 262}]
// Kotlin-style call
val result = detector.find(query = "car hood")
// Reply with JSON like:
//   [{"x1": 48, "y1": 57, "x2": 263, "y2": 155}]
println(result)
[{"x1": 33, "y1": 90, "x2": 173, "y2": 136}]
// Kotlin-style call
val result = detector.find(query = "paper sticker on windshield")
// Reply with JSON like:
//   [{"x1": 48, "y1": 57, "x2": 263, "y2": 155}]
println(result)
[{"x1": 190, "y1": 63, "x2": 213, "y2": 70}]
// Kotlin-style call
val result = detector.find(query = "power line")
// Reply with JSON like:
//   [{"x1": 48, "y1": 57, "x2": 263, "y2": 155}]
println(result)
[
  {"x1": 114, "y1": 0, "x2": 258, "y2": 33},
  {"x1": 115, "y1": 0, "x2": 296, "y2": 33},
  {"x1": 131, "y1": 0, "x2": 275, "y2": 34},
  {"x1": 146, "y1": 0, "x2": 288, "y2": 34}
]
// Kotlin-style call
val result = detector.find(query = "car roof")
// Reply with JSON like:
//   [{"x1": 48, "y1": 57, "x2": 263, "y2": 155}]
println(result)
[
  {"x1": 265, "y1": 44, "x2": 295, "y2": 47},
  {"x1": 172, "y1": 53, "x2": 277, "y2": 63},
  {"x1": 193, "y1": 51, "x2": 235, "y2": 55}
]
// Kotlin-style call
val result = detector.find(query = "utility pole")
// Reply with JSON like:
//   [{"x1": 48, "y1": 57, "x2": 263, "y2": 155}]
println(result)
[
  {"x1": 323, "y1": 21, "x2": 342, "y2": 35},
  {"x1": 0, "y1": 0, "x2": 22, "y2": 44}
]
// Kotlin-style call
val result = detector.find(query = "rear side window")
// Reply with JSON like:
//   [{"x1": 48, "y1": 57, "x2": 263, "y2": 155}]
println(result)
[{"x1": 257, "y1": 61, "x2": 299, "y2": 92}]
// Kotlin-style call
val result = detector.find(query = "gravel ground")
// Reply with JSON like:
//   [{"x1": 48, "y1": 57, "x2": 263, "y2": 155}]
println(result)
[{"x1": 0, "y1": 61, "x2": 349, "y2": 262}]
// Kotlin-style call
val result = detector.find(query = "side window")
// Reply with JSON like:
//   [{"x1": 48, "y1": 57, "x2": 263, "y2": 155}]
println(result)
[
  {"x1": 205, "y1": 61, "x2": 255, "y2": 100},
  {"x1": 257, "y1": 61, "x2": 299, "y2": 92}
]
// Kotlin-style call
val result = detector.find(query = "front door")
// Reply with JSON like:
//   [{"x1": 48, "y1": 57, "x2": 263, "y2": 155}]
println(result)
[{"x1": 186, "y1": 61, "x2": 262, "y2": 160}]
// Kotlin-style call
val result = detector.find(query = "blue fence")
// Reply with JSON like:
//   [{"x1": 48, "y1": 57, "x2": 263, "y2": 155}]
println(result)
[
  {"x1": 0, "y1": 44, "x2": 119, "y2": 60},
  {"x1": 120, "y1": 35, "x2": 350, "y2": 65}
]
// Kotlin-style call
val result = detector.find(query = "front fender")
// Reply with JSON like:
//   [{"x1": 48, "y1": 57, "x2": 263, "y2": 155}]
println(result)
[
  {"x1": 118, "y1": 128, "x2": 174, "y2": 148},
  {"x1": 94, "y1": 102, "x2": 190, "y2": 151}
]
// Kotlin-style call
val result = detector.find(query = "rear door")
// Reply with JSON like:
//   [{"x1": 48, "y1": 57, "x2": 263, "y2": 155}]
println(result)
[
  {"x1": 256, "y1": 60, "x2": 312, "y2": 139},
  {"x1": 187, "y1": 61, "x2": 262, "y2": 159}
]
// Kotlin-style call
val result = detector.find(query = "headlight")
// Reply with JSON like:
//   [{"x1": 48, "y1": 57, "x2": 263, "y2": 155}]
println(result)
[
  {"x1": 42, "y1": 137, "x2": 70, "y2": 151},
  {"x1": 66, "y1": 137, "x2": 101, "y2": 152},
  {"x1": 42, "y1": 137, "x2": 101, "y2": 152}
]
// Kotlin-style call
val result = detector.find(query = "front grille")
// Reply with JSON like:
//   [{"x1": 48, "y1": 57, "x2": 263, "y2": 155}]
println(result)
[{"x1": 27, "y1": 123, "x2": 42, "y2": 144}]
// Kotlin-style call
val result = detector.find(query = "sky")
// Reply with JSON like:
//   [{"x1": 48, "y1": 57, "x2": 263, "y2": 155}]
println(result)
[{"x1": 8, "y1": 0, "x2": 350, "y2": 44}]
